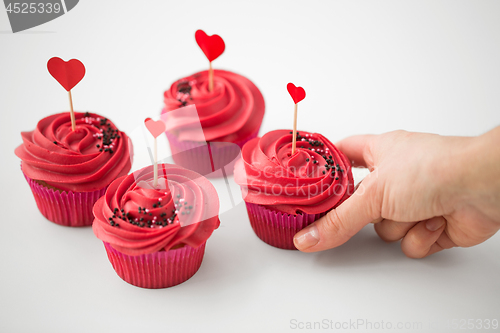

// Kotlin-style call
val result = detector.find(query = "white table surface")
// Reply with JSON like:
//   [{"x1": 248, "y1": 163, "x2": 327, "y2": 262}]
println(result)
[{"x1": 1, "y1": 1, "x2": 499, "y2": 332}]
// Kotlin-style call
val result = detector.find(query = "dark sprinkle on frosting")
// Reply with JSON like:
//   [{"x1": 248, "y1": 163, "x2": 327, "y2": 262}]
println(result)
[
  {"x1": 289, "y1": 132, "x2": 344, "y2": 177},
  {"x1": 107, "y1": 197, "x2": 195, "y2": 229},
  {"x1": 176, "y1": 80, "x2": 193, "y2": 106}
]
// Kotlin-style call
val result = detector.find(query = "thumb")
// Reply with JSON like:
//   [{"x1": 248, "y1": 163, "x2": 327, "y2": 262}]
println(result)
[{"x1": 293, "y1": 174, "x2": 381, "y2": 252}]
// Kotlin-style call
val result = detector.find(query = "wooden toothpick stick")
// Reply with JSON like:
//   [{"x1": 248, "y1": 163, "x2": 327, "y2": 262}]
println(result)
[
  {"x1": 68, "y1": 90, "x2": 76, "y2": 131},
  {"x1": 292, "y1": 103, "x2": 298, "y2": 155},
  {"x1": 208, "y1": 61, "x2": 214, "y2": 92},
  {"x1": 153, "y1": 137, "x2": 158, "y2": 188}
]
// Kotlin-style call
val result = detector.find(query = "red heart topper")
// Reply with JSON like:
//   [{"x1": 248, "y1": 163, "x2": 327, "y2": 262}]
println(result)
[
  {"x1": 47, "y1": 57, "x2": 86, "y2": 91},
  {"x1": 195, "y1": 29, "x2": 225, "y2": 62},
  {"x1": 287, "y1": 83, "x2": 306, "y2": 104},
  {"x1": 145, "y1": 118, "x2": 166, "y2": 138}
]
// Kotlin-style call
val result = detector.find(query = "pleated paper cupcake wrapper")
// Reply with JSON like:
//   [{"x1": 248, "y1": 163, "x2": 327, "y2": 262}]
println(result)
[
  {"x1": 165, "y1": 129, "x2": 259, "y2": 178},
  {"x1": 103, "y1": 242, "x2": 206, "y2": 289},
  {"x1": 24, "y1": 173, "x2": 107, "y2": 227},
  {"x1": 245, "y1": 202, "x2": 327, "y2": 250}
]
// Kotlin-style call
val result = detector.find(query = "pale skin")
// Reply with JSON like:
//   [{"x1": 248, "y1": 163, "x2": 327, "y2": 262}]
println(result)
[{"x1": 293, "y1": 126, "x2": 500, "y2": 258}]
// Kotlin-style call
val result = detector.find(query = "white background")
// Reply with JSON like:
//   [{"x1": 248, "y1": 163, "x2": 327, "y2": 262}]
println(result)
[{"x1": 1, "y1": 1, "x2": 500, "y2": 332}]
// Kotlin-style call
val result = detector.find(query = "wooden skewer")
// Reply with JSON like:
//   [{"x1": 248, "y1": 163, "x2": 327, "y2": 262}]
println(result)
[
  {"x1": 153, "y1": 138, "x2": 158, "y2": 188},
  {"x1": 208, "y1": 61, "x2": 214, "y2": 92},
  {"x1": 68, "y1": 90, "x2": 76, "y2": 131},
  {"x1": 292, "y1": 103, "x2": 298, "y2": 154}
]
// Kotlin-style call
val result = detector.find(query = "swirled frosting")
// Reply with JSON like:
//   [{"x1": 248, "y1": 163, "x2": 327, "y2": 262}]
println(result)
[
  {"x1": 234, "y1": 130, "x2": 354, "y2": 215},
  {"x1": 162, "y1": 69, "x2": 265, "y2": 142},
  {"x1": 92, "y1": 164, "x2": 220, "y2": 255},
  {"x1": 15, "y1": 112, "x2": 132, "y2": 192}
]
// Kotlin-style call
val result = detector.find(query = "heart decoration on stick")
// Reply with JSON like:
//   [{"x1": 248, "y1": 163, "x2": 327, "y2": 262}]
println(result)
[
  {"x1": 145, "y1": 118, "x2": 166, "y2": 138},
  {"x1": 145, "y1": 118, "x2": 166, "y2": 188},
  {"x1": 195, "y1": 30, "x2": 225, "y2": 62},
  {"x1": 47, "y1": 57, "x2": 86, "y2": 91},
  {"x1": 195, "y1": 29, "x2": 225, "y2": 92},
  {"x1": 287, "y1": 83, "x2": 306, "y2": 155},
  {"x1": 287, "y1": 83, "x2": 306, "y2": 104},
  {"x1": 47, "y1": 57, "x2": 86, "y2": 131}
]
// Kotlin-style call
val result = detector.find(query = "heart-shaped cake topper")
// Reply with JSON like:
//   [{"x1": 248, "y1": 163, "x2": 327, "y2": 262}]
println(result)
[
  {"x1": 195, "y1": 29, "x2": 225, "y2": 62},
  {"x1": 287, "y1": 83, "x2": 306, "y2": 104},
  {"x1": 145, "y1": 118, "x2": 166, "y2": 138},
  {"x1": 47, "y1": 57, "x2": 86, "y2": 91}
]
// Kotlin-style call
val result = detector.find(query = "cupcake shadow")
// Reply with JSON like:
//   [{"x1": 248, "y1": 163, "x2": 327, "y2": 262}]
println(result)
[{"x1": 183, "y1": 203, "x2": 265, "y2": 288}]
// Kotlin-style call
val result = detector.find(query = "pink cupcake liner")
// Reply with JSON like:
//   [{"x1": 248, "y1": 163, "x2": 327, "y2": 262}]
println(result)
[
  {"x1": 103, "y1": 242, "x2": 206, "y2": 289},
  {"x1": 165, "y1": 129, "x2": 259, "y2": 178},
  {"x1": 245, "y1": 202, "x2": 327, "y2": 250},
  {"x1": 24, "y1": 172, "x2": 107, "y2": 227}
]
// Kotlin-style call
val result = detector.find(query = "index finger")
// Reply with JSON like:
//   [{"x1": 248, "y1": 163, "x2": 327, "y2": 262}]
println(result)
[{"x1": 335, "y1": 134, "x2": 376, "y2": 168}]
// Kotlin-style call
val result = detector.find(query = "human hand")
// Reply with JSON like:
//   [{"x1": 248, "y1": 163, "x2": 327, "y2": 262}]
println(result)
[{"x1": 293, "y1": 128, "x2": 500, "y2": 258}]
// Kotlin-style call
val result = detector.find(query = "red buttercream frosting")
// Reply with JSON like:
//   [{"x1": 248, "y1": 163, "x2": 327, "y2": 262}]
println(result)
[
  {"x1": 92, "y1": 164, "x2": 220, "y2": 255},
  {"x1": 162, "y1": 69, "x2": 265, "y2": 142},
  {"x1": 234, "y1": 130, "x2": 354, "y2": 215},
  {"x1": 15, "y1": 112, "x2": 132, "y2": 192}
]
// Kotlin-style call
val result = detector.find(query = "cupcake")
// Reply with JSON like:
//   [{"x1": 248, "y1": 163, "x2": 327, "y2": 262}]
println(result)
[
  {"x1": 162, "y1": 69, "x2": 265, "y2": 176},
  {"x1": 92, "y1": 163, "x2": 220, "y2": 289},
  {"x1": 15, "y1": 112, "x2": 132, "y2": 227},
  {"x1": 234, "y1": 130, "x2": 354, "y2": 250}
]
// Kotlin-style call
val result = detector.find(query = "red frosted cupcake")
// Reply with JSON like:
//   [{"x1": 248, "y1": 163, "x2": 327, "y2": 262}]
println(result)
[
  {"x1": 162, "y1": 69, "x2": 265, "y2": 176},
  {"x1": 15, "y1": 112, "x2": 132, "y2": 227},
  {"x1": 92, "y1": 163, "x2": 220, "y2": 289},
  {"x1": 234, "y1": 130, "x2": 354, "y2": 250}
]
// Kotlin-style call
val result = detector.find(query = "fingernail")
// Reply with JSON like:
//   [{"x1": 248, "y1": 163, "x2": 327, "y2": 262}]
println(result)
[
  {"x1": 294, "y1": 225, "x2": 320, "y2": 250},
  {"x1": 425, "y1": 218, "x2": 445, "y2": 231}
]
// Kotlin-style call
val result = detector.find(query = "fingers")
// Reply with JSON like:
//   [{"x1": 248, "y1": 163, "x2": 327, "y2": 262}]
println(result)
[
  {"x1": 335, "y1": 134, "x2": 375, "y2": 168},
  {"x1": 374, "y1": 217, "x2": 457, "y2": 258},
  {"x1": 374, "y1": 219, "x2": 418, "y2": 242},
  {"x1": 293, "y1": 175, "x2": 381, "y2": 252},
  {"x1": 425, "y1": 231, "x2": 457, "y2": 256},
  {"x1": 400, "y1": 217, "x2": 449, "y2": 258}
]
